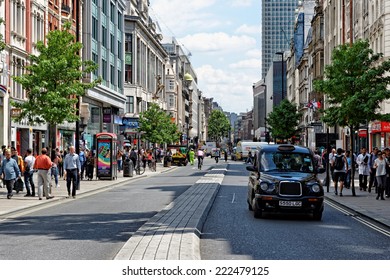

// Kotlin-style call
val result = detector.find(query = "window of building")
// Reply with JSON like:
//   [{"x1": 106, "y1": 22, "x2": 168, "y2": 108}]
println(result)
[
  {"x1": 110, "y1": 65, "x2": 115, "y2": 85},
  {"x1": 110, "y1": 33, "x2": 115, "y2": 53},
  {"x1": 12, "y1": 56, "x2": 25, "y2": 100},
  {"x1": 102, "y1": 58, "x2": 107, "y2": 81},
  {"x1": 110, "y1": 3, "x2": 115, "y2": 22},
  {"x1": 118, "y1": 70, "x2": 122, "y2": 89},
  {"x1": 102, "y1": 26, "x2": 107, "y2": 47},
  {"x1": 92, "y1": 52, "x2": 99, "y2": 76},
  {"x1": 168, "y1": 94, "x2": 176, "y2": 108},
  {"x1": 92, "y1": 16, "x2": 98, "y2": 40},
  {"x1": 126, "y1": 96, "x2": 134, "y2": 113},
  {"x1": 118, "y1": 40, "x2": 122, "y2": 59},
  {"x1": 125, "y1": 64, "x2": 132, "y2": 83},
  {"x1": 118, "y1": 12, "x2": 123, "y2": 31},
  {"x1": 102, "y1": 0, "x2": 108, "y2": 15},
  {"x1": 168, "y1": 79, "x2": 175, "y2": 91}
]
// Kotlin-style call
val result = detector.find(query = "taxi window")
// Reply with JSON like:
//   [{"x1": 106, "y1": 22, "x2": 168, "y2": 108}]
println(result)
[{"x1": 260, "y1": 151, "x2": 314, "y2": 173}]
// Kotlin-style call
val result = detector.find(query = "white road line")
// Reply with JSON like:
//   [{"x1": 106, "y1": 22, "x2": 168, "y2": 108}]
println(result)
[
  {"x1": 231, "y1": 193, "x2": 236, "y2": 203},
  {"x1": 326, "y1": 200, "x2": 390, "y2": 237}
]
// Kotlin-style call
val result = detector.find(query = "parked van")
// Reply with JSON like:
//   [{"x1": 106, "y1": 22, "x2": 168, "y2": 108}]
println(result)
[{"x1": 235, "y1": 141, "x2": 272, "y2": 160}]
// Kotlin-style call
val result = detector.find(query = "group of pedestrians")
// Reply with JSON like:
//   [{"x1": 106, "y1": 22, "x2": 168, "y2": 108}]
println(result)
[
  {"x1": 328, "y1": 146, "x2": 389, "y2": 200},
  {"x1": 0, "y1": 145, "x2": 89, "y2": 200}
]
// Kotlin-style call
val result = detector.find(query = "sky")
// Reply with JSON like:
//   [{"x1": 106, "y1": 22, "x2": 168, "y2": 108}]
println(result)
[{"x1": 149, "y1": 0, "x2": 262, "y2": 115}]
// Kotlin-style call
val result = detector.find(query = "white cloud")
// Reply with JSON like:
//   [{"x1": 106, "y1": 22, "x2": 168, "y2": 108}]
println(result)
[
  {"x1": 230, "y1": 0, "x2": 253, "y2": 7},
  {"x1": 229, "y1": 59, "x2": 261, "y2": 69},
  {"x1": 196, "y1": 65, "x2": 259, "y2": 113},
  {"x1": 235, "y1": 24, "x2": 260, "y2": 35},
  {"x1": 246, "y1": 49, "x2": 262, "y2": 59},
  {"x1": 150, "y1": 0, "x2": 219, "y2": 35},
  {"x1": 179, "y1": 32, "x2": 257, "y2": 53}
]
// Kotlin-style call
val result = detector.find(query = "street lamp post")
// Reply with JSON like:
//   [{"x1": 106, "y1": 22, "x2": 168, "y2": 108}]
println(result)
[
  {"x1": 275, "y1": 52, "x2": 285, "y2": 100},
  {"x1": 184, "y1": 72, "x2": 193, "y2": 149},
  {"x1": 260, "y1": 83, "x2": 267, "y2": 140}
]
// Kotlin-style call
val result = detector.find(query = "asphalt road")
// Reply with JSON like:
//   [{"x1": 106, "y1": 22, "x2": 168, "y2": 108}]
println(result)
[
  {"x1": 200, "y1": 162, "x2": 390, "y2": 260},
  {"x1": 0, "y1": 163, "x2": 209, "y2": 260}
]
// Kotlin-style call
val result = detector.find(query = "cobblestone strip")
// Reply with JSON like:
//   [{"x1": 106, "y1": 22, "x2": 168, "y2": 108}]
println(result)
[{"x1": 114, "y1": 167, "x2": 226, "y2": 260}]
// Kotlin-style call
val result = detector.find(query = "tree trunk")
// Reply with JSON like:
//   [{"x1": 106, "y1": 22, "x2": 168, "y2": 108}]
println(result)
[{"x1": 48, "y1": 123, "x2": 57, "y2": 159}]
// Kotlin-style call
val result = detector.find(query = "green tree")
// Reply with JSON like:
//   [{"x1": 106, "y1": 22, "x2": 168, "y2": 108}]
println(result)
[
  {"x1": 11, "y1": 22, "x2": 100, "y2": 150},
  {"x1": 208, "y1": 110, "x2": 230, "y2": 144},
  {"x1": 267, "y1": 99, "x2": 302, "y2": 142},
  {"x1": 314, "y1": 40, "x2": 390, "y2": 196},
  {"x1": 0, "y1": 18, "x2": 6, "y2": 51},
  {"x1": 138, "y1": 103, "x2": 180, "y2": 145}
]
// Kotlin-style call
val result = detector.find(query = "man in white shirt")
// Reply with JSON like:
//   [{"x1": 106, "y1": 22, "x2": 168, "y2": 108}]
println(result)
[{"x1": 24, "y1": 148, "x2": 36, "y2": 197}]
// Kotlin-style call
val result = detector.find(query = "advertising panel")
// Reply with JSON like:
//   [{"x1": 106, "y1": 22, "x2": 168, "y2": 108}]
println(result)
[{"x1": 97, "y1": 139, "x2": 111, "y2": 177}]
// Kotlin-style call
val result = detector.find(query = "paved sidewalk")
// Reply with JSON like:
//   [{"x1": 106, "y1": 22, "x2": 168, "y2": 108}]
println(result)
[
  {"x1": 0, "y1": 162, "x2": 172, "y2": 218},
  {"x1": 320, "y1": 173, "x2": 390, "y2": 228},
  {"x1": 114, "y1": 165, "x2": 227, "y2": 260}
]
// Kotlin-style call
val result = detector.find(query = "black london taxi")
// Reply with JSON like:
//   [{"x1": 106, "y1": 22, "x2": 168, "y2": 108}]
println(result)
[{"x1": 246, "y1": 144, "x2": 325, "y2": 220}]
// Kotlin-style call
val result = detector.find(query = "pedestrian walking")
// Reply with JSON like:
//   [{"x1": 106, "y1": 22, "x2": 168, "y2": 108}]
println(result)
[
  {"x1": 332, "y1": 148, "x2": 348, "y2": 196},
  {"x1": 373, "y1": 150, "x2": 388, "y2": 200},
  {"x1": 0, "y1": 145, "x2": 6, "y2": 188},
  {"x1": 63, "y1": 146, "x2": 81, "y2": 198},
  {"x1": 24, "y1": 148, "x2": 36, "y2": 197},
  {"x1": 79, "y1": 148, "x2": 86, "y2": 180},
  {"x1": 246, "y1": 151, "x2": 253, "y2": 164},
  {"x1": 368, "y1": 147, "x2": 379, "y2": 193},
  {"x1": 11, "y1": 147, "x2": 25, "y2": 174},
  {"x1": 0, "y1": 149, "x2": 21, "y2": 199},
  {"x1": 86, "y1": 152, "x2": 95, "y2": 180},
  {"x1": 51, "y1": 150, "x2": 61, "y2": 188},
  {"x1": 344, "y1": 150, "x2": 352, "y2": 189},
  {"x1": 117, "y1": 149, "x2": 123, "y2": 172},
  {"x1": 224, "y1": 149, "x2": 228, "y2": 162},
  {"x1": 189, "y1": 148, "x2": 195, "y2": 165},
  {"x1": 357, "y1": 147, "x2": 370, "y2": 191},
  {"x1": 197, "y1": 148, "x2": 204, "y2": 170},
  {"x1": 329, "y1": 148, "x2": 336, "y2": 184},
  {"x1": 58, "y1": 149, "x2": 64, "y2": 178},
  {"x1": 33, "y1": 148, "x2": 54, "y2": 200},
  {"x1": 385, "y1": 147, "x2": 390, "y2": 198}
]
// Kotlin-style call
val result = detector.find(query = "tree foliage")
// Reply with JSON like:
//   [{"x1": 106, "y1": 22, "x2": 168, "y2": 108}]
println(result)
[
  {"x1": 0, "y1": 18, "x2": 5, "y2": 52},
  {"x1": 314, "y1": 40, "x2": 390, "y2": 127},
  {"x1": 208, "y1": 110, "x2": 230, "y2": 142},
  {"x1": 138, "y1": 103, "x2": 180, "y2": 144},
  {"x1": 11, "y1": 21, "x2": 100, "y2": 125},
  {"x1": 267, "y1": 99, "x2": 302, "y2": 141}
]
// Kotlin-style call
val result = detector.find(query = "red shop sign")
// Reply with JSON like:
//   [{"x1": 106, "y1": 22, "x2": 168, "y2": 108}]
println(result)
[
  {"x1": 358, "y1": 129, "x2": 367, "y2": 137},
  {"x1": 381, "y1": 122, "x2": 390, "y2": 132}
]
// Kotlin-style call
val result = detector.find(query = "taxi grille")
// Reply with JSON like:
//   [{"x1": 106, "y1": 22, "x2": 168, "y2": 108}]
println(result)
[{"x1": 279, "y1": 181, "x2": 302, "y2": 196}]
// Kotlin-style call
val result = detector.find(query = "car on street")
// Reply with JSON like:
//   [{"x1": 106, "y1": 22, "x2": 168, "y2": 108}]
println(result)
[{"x1": 246, "y1": 144, "x2": 325, "y2": 220}]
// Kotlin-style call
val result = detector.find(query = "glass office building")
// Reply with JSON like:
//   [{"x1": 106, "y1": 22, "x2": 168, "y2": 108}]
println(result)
[{"x1": 261, "y1": 0, "x2": 299, "y2": 78}]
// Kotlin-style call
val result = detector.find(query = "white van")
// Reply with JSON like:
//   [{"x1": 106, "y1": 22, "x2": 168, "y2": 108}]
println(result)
[{"x1": 235, "y1": 141, "x2": 272, "y2": 160}]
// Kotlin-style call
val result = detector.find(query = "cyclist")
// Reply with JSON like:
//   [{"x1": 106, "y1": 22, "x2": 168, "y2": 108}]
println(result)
[{"x1": 197, "y1": 148, "x2": 204, "y2": 170}]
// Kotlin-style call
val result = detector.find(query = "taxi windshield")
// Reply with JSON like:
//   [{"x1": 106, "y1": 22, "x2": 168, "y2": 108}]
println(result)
[{"x1": 260, "y1": 151, "x2": 314, "y2": 173}]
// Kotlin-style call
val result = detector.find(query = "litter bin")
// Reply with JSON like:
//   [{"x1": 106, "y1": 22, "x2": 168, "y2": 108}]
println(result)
[
  {"x1": 163, "y1": 156, "x2": 171, "y2": 167},
  {"x1": 123, "y1": 159, "x2": 134, "y2": 177}
]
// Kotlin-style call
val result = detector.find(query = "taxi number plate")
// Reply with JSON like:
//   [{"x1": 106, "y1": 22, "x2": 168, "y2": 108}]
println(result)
[{"x1": 279, "y1": 201, "x2": 302, "y2": 207}]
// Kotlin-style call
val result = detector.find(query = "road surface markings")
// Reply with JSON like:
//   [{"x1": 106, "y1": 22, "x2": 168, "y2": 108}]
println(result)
[{"x1": 326, "y1": 200, "x2": 390, "y2": 237}]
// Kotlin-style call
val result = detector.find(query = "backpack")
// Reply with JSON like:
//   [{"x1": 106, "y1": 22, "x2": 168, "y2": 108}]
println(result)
[{"x1": 334, "y1": 155, "x2": 344, "y2": 170}]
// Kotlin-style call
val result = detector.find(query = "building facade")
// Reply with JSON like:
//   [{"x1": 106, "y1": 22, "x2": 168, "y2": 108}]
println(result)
[
  {"x1": 261, "y1": 0, "x2": 299, "y2": 78},
  {"x1": 0, "y1": 0, "x2": 83, "y2": 153},
  {"x1": 81, "y1": 0, "x2": 126, "y2": 150}
]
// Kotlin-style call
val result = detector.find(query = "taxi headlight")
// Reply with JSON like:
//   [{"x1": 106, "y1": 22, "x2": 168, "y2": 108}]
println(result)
[
  {"x1": 260, "y1": 182, "x2": 269, "y2": 191},
  {"x1": 311, "y1": 183, "x2": 321, "y2": 193}
]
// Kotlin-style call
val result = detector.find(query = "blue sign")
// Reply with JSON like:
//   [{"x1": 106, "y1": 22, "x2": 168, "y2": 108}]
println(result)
[{"x1": 122, "y1": 117, "x2": 139, "y2": 129}]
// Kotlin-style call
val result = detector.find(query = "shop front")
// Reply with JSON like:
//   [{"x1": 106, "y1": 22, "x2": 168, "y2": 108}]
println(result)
[{"x1": 370, "y1": 121, "x2": 390, "y2": 150}]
